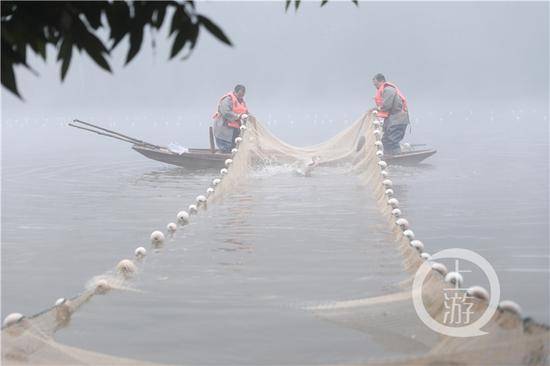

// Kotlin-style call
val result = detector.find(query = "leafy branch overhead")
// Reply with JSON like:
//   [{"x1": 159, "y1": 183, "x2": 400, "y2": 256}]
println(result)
[
  {"x1": 285, "y1": 0, "x2": 358, "y2": 12},
  {"x1": 1, "y1": 1, "x2": 232, "y2": 98}
]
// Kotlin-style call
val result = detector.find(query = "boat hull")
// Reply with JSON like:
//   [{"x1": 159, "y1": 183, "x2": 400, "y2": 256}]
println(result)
[
  {"x1": 132, "y1": 146, "x2": 230, "y2": 169},
  {"x1": 385, "y1": 149, "x2": 437, "y2": 165},
  {"x1": 132, "y1": 145, "x2": 436, "y2": 169}
]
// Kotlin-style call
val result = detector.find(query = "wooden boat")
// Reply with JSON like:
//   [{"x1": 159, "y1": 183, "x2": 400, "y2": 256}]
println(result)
[
  {"x1": 385, "y1": 148, "x2": 437, "y2": 165},
  {"x1": 132, "y1": 144, "x2": 436, "y2": 169},
  {"x1": 69, "y1": 119, "x2": 436, "y2": 170},
  {"x1": 132, "y1": 145, "x2": 232, "y2": 169}
]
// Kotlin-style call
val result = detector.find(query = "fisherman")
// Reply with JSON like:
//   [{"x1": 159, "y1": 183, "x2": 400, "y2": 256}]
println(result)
[
  {"x1": 372, "y1": 73, "x2": 410, "y2": 154},
  {"x1": 212, "y1": 84, "x2": 248, "y2": 153}
]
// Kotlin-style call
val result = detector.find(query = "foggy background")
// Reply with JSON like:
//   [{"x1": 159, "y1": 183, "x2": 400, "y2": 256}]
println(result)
[{"x1": 2, "y1": 1, "x2": 548, "y2": 123}]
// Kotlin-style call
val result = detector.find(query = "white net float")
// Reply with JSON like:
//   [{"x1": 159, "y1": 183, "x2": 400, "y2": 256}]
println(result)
[
  {"x1": 403, "y1": 229, "x2": 415, "y2": 240},
  {"x1": 381, "y1": 170, "x2": 389, "y2": 178},
  {"x1": 94, "y1": 279, "x2": 111, "y2": 295},
  {"x1": 116, "y1": 259, "x2": 137, "y2": 277},
  {"x1": 231, "y1": 148, "x2": 238, "y2": 154},
  {"x1": 445, "y1": 271, "x2": 464, "y2": 287},
  {"x1": 220, "y1": 168, "x2": 228, "y2": 176},
  {"x1": 378, "y1": 161, "x2": 387, "y2": 169},
  {"x1": 212, "y1": 178, "x2": 221, "y2": 186},
  {"x1": 206, "y1": 187, "x2": 215, "y2": 196},
  {"x1": 166, "y1": 222, "x2": 177, "y2": 232},
  {"x1": 395, "y1": 218, "x2": 409, "y2": 229},
  {"x1": 376, "y1": 151, "x2": 384, "y2": 158},
  {"x1": 431, "y1": 262, "x2": 448, "y2": 276},
  {"x1": 467, "y1": 286, "x2": 490, "y2": 301},
  {"x1": 188, "y1": 204, "x2": 198, "y2": 215},
  {"x1": 55, "y1": 298, "x2": 67, "y2": 306},
  {"x1": 196, "y1": 195, "x2": 207, "y2": 205},
  {"x1": 177, "y1": 211, "x2": 190, "y2": 224},
  {"x1": 134, "y1": 246, "x2": 147, "y2": 259},
  {"x1": 225, "y1": 159, "x2": 233, "y2": 167},
  {"x1": 391, "y1": 208, "x2": 402, "y2": 217},
  {"x1": 388, "y1": 198, "x2": 399, "y2": 208},
  {"x1": 3, "y1": 313, "x2": 24, "y2": 327},
  {"x1": 374, "y1": 141, "x2": 383, "y2": 149},
  {"x1": 382, "y1": 179, "x2": 393, "y2": 188},
  {"x1": 150, "y1": 230, "x2": 165, "y2": 244},
  {"x1": 234, "y1": 137, "x2": 243, "y2": 145},
  {"x1": 498, "y1": 300, "x2": 522, "y2": 316},
  {"x1": 385, "y1": 188, "x2": 394, "y2": 197},
  {"x1": 240, "y1": 125, "x2": 247, "y2": 132},
  {"x1": 420, "y1": 252, "x2": 432, "y2": 260},
  {"x1": 410, "y1": 239, "x2": 424, "y2": 252}
]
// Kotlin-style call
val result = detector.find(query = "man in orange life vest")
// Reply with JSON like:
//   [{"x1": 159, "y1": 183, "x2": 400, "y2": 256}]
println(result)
[
  {"x1": 372, "y1": 73, "x2": 410, "y2": 154},
  {"x1": 212, "y1": 84, "x2": 248, "y2": 153}
]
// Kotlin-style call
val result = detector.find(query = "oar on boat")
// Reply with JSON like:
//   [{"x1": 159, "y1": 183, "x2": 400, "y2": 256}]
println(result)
[{"x1": 69, "y1": 119, "x2": 164, "y2": 150}]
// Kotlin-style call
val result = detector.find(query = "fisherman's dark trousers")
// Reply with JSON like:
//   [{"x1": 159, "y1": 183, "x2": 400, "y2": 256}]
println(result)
[
  {"x1": 215, "y1": 128, "x2": 240, "y2": 153},
  {"x1": 382, "y1": 123, "x2": 407, "y2": 153}
]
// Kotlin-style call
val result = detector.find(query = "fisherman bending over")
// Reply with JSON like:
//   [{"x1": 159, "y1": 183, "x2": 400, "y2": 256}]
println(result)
[
  {"x1": 372, "y1": 73, "x2": 410, "y2": 155},
  {"x1": 212, "y1": 84, "x2": 248, "y2": 153}
]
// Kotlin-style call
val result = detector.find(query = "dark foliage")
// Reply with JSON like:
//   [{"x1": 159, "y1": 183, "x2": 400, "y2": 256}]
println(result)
[
  {"x1": 284, "y1": 0, "x2": 358, "y2": 12},
  {"x1": 1, "y1": 1, "x2": 231, "y2": 98},
  {"x1": 1, "y1": 1, "x2": 357, "y2": 98}
]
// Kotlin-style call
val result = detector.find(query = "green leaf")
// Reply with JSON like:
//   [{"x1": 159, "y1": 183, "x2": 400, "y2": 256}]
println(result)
[
  {"x1": 321, "y1": 0, "x2": 328, "y2": 7},
  {"x1": 285, "y1": 0, "x2": 291, "y2": 12},
  {"x1": 78, "y1": 29, "x2": 111, "y2": 72},
  {"x1": 78, "y1": 23, "x2": 110, "y2": 53},
  {"x1": 30, "y1": 38, "x2": 47, "y2": 60},
  {"x1": 125, "y1": 28, "x2": 143, "y2": 64},
  {"x1": 352, "y1": 0, "x2": 359, "y2": 6},
  {"x1": 197, "y1": 15, "x2": 231, "y2": 46},
  {"x1": 81, "y1": 3, "x2": 103, "y2": 29},
  {"x1": 86, "y1": 49, "x2": 111, "y2": 72},
  {"x1": 170, "y1": 6, "x2": 187, "y2": 35},
  {"x1": 106, "y1": 1, "x2": 130, "y2": 49},
  {"x1": 57, "y1": 37, "x2": 72, "y2": 80},
  {"x1": 295, "y1": 0, "x2": 301, "y2": 11},
  {"x1": 170, "y1": 30, "x2": 188, "y2": 59},
  {"x1": 153, "y1": 7, "x2": 166, "y2": 28},
  {"x1": 1, "y1": 56, "x2": 21, "y2": 98},
  {"x1": 60, "y1": 48, "x2": 72, "y2": 80}
]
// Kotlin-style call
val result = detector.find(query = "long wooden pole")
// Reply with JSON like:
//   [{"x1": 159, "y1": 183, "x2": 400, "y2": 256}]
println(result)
[
  {"x1": 72, "y1": 119, "x2": 163, "y2": 149},
  {"x1": 68, "y1": 123, "x2": 139, "y2": 144}
]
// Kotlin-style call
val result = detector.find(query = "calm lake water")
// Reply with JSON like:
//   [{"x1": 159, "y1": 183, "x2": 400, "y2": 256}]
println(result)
[{"x1": 1, "y1": 101, "x2": 548, "y2": 364}]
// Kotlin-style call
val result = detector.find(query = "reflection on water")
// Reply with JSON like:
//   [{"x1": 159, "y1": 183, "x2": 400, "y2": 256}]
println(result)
[{"x1": 1, "y1": 104, "x2": 548, "y2": 364}]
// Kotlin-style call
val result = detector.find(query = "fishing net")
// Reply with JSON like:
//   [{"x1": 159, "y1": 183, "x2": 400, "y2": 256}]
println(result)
[{"x1": 2, "y1": 112, "x2": 548, "y2": 365}]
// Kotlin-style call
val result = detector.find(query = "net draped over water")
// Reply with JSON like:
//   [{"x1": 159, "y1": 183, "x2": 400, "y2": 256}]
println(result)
[{"x1": 2, "y1": 112, "x2": 549, "y2": 365}]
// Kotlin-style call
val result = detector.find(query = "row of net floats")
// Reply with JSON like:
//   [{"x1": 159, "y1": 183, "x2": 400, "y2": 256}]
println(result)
[
  {"x1": 369, "y1": 111, "x2": 526, "y2": 320},
  {"x1": 2, "y1": 116, "x2": 251, "y2": 332},
  {"x1": 2, "y1": 112, "x2": 543, "y2": 333}
]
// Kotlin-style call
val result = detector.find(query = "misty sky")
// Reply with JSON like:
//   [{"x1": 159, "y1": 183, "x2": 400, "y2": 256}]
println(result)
[{"x1": 1, "y1": 1, "x2": 549, "y2": 118}]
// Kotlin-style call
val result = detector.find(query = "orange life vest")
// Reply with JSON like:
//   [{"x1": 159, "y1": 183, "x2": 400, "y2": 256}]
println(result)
[
  {"x1": 374, "y1": 82, "x2": 408, "y2": 118},
  {"x1": 212, "y1": 92, "x2": 248, "y2": 129}
]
